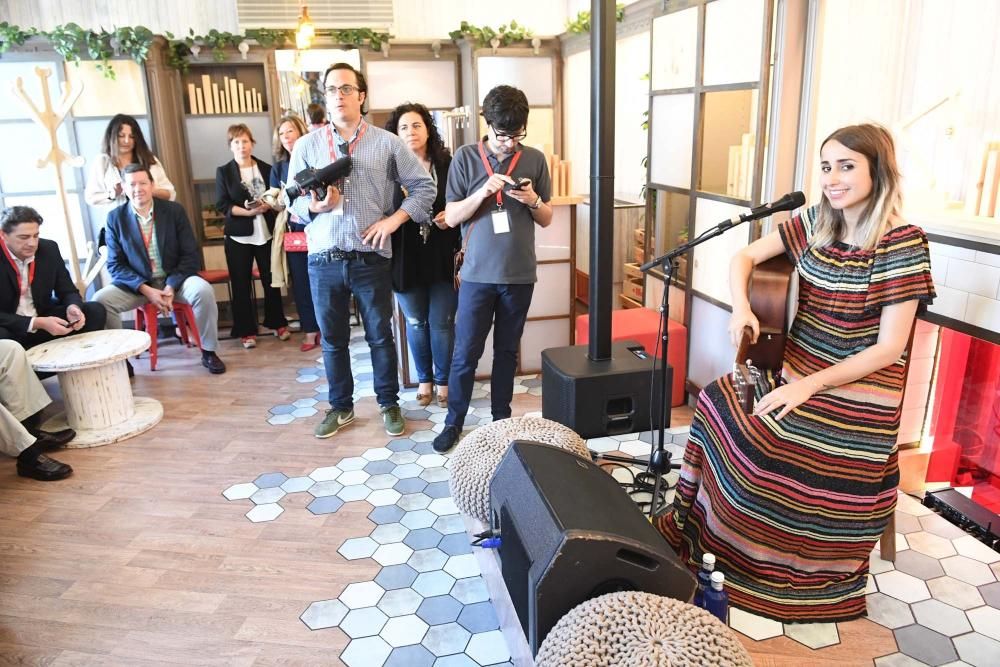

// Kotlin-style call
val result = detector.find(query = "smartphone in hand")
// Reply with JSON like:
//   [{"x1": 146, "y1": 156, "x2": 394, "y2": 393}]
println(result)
[{"x1": 506, "y1": 177, "x2": 531, "y2": 191}]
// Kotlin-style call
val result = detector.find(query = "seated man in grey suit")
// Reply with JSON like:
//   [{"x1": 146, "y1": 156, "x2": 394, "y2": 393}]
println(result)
[
  {"x1": 0, "y1": 339, "x2": 74, "y2": 481},
  {"x1": 94, "y1": 164, "x2": 226, "y2": 374}
]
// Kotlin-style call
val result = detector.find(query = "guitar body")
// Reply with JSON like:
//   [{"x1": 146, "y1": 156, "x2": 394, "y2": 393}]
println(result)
[{"x1": 734, "y1": 254, "x2": 795, "y2": 412}]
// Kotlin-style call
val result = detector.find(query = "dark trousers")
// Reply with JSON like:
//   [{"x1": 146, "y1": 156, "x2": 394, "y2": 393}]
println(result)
[
  {"x1": 224, "y1": 236, "x2": 287, "y2": 338},
  {"x1": 0, "y1": 301, "x2": 106, "y2": 349},
  {"x1": 309, "y1": 252, "x2": 399, "y2": 410},
  {"x1": 286, "y1": 224, "x2": 318, "y2": 334},
  {"x1": 445, "y1": 281, "x2": 534, "y2": 429}
]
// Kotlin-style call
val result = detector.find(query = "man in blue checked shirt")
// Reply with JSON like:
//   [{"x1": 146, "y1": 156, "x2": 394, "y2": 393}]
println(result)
[{"x1": 288, "y1": 62, "x2": 435, "y2": 439}]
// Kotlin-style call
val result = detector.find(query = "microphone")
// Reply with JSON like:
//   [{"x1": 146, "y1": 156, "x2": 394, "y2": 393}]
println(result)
[
  {"x1": 722, "y1": 191, "x2": 806, "y2": 230},
  {"x1": 285, "y1": 156, "x2": 353, "y2": 200}
]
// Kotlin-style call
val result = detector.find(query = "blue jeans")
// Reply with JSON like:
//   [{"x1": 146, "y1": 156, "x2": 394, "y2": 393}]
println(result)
[
  {"x1": 309, "y1": 252, "x2": 399, "y2": 410},
  {"x1": 446, "y1": 281, "x2": 534, "y2": 429},
  {"x1": 287, "y1": 222, "x2": 318, "y2": 333},
  {"x1": 395, "y1": 282, "x2": 458, "y2": 386}
]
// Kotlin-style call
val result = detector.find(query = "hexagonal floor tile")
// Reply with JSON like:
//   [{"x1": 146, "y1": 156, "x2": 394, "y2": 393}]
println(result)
[
  {"x1": 408, "y1": 548, "x2": 449, "y2": 573},
  {"x1": 378, "y1": 587, "x2": 424, "y2": 617},
  {"x1": 369, "y1": 505, "x2": 406, "y2": 525},
  {"x1": 401, "y1": 510, "x2": 437, "y2": 530},
  {"x1": 388, "y1": 439, "x2": 417, "y2": 452},
  {"x1": 340, "y1": 635, "x2": 392, "y2": 666},
  {"x1": 423, "y1": 481, "x2": 450, "y2": 499},
  {"x1": 413, "y1": 570, "x2": 455, "y2": 597},
  {"x1": 451, "y1": 577, "x2": 490, "y2": 604},
  {"x1": 457, "y1": 601, "x2": 499, "y2": 633},
  {"x1": 341, "y1": 581, "x2": 386, "y2": 609},
  {"x1": 300, "y1": 599, "x2": 349, "y2": 630},
  {"x1": 363, "y1": 447, "x2": 393, "y2": 461},
  {"x1": 223, "y1": 482, "x2": 257, "y2": 500},
  {"x1": 444, "y1": 554, "x2": 480, "y2": 579},
  {"x1": 339, "y1": 536, "x2": 379, "y2": 560},
  {"x1": 309, "y1": 480, "x2": 344, "y2": 497},
  {"x1": 894, "y1": 549, "x2": 946, "y2": 580},
  {"x1": 246, "y1": 503, "x2": 284, "y2": 522},
  {"x1": 398, "y1": 493, "x2": 433, "y2": 511},
  {"x1": 373, "y1": 543, "x2": 415, "y2": 566},
  {"x1": 866, "y1": 592, "x2": 916, "y2": 629},
  {"x1": 728, "y1": 608, "x2": 783, "y2": 640},
  {"x1": 338, "y1": 485, "x2": 372, "y2": 502},
  {"x1": 433, "y1": 515, "x2": 465, "y2": 535},
  {"x1": 926, "y1": 576, "x2": 985, "y2": 610},
  {"x1": 875, "y1": 570, "x2": 931, "y2": 603},
  {"x1": 893, "y1": 624, "x2": 958, "y2": 665},
  {"x1": 365, "y1": 460, "x2": 396, "y2": 475},
  {"x1": 954, "y1": 536, "x2": 1000, "y2": 565},
  {"x1": 380, "y1": 614, "x2": 429, "y2": 647},
  {"x1": 340, "y1": 607, "x2": 389, "y2": 638},
  {"x1": 783, "y1": 622, "x2": 839, "y2": 649},
  {"x1": 942, "y1": 555, "x2": 997, "y2": 586},
  {"x1": 371, "y1": 562, "x2": 418, "y2": 590},
  {"x1": 421, "y1": 621, "x2": 471, "y2": 657},
  {"x1": 907, "y1": 531, "x2": 958, "y2": 559},
  {"x1": 338, "y1": 470, "x2": 371, "y2": 486},
  {"x1": 254, "y1": 472, "x2": 288, "y2": 488},
  {"x1": 389, "y1": 450, "x2": 420, "y2": 465},
  {"x1": 416, "y1": 595, "x2": 463, "y2": 625},
  {"x1": 394, "y1": 477, "x2": 429, "y2": 494},
  {"x1": 420, "y1": 467, "x2": 450, "y2": 483},
  {"x1": 427, "y1": 498, "x2": 459, "y2": 516},
  {"x1": 371, "y1": 522, "x2": 409, "y2": 545},
  {"x1": 306, "y1": 496, "x2": 344, "y2": 515},
  {"x1": 366, "y1": 474, "x2": 399, "y2": 490},
  {"x1": 393, "y1": 463, "x2": 424, "y2": 479},
  {"x1": 250, "y1": 487, "x2": 285, "y2": 505},
  {"x1": 911, "y1": 598, "x2": 973, "y2": 637},
  {"x1": 384, "y1": 644, "x2": 436, "y2": 667},
  {"x1": 309, "y1": 466, "x2": 342, "y2": 482},
  {"x1": 954, "y1": 631, "x2": 1000, "y2": 666},
  {"x1": 465, "y1": 630, "x2": 510, "y2": 665},
  {"x1": 280, "y1": 476, "x2": 314, "y2": 493},
  {"x1": 403, "y1": 528, "x2": 443, "y2": 551},
  {"x1": 437, "y1": 533, "x2": 473, "y2": 557},
  {"x1": 967, "y1": 605, "x2": 1000, "y2": 641},
  {"x1": 368, "y1": 489, "x2": 403, "y2": 507}
]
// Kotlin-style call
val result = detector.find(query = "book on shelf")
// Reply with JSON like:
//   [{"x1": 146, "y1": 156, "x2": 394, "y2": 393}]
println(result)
[
  {"x1": 201, "y1": 74, "x2": 214, "y2": 114},
  {"x1": 187, "y1": 83, "x2": 198, "y2": 115}
]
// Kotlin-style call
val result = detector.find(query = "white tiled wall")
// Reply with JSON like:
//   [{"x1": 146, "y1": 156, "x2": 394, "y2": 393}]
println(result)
[{"x1": 927, "y1": 241, "x2": 1000, "y2": 333}]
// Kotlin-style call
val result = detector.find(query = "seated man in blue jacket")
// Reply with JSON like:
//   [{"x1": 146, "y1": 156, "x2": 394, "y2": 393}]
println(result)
[
  {"x1": 94, "y1": 164, "x2": 226, "y2": 374},
  {"x1": 0, "y1": 206, "x2": 106, "y2": 348}
]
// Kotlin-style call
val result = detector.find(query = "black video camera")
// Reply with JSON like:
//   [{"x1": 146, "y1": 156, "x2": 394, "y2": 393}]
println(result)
[{"x1": 285, "y1": 156, "x2": 353, "y2": 200}]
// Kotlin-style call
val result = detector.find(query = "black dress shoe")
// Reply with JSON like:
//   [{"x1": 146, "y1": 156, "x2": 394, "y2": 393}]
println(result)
[
  {"x1": 202, "y1": 351, "x2": 226, "y2": 374},
  {"x1": 17, "y1": 454, "x2": 73, "y2": 481},
  {"x1": 432, "y1": 425, "x2": 461, "y2": 453},
  {"x1": 31, "y1": 428, "x2": 76, "y2": 451}
]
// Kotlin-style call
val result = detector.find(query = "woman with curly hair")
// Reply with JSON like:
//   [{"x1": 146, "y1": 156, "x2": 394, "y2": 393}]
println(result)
[{"x1": 385, "y1": 103, "x2": 459, "y2": 407}]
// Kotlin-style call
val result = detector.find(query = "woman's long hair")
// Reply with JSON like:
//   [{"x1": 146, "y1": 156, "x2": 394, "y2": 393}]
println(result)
[
  {"x1": 813, "y1": 123, "x2": 902, "y2": 251},
  {"x1": 272, "y1": 114, "x2": 309, "y2": 163},
  {"x1": 384, "y1": 102, "x2": 450, "y2": 167},
  {"x1": 101, "y1": 114, "x2": 156, "y2": 168}
]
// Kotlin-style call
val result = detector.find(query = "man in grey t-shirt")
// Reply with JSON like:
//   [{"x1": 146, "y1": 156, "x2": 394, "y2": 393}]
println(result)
[{"x1": 432, "y1": 85, "x2": 552, "y2": 453}]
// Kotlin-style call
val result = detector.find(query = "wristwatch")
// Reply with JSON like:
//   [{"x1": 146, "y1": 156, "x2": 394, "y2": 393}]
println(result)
[{"x1": 529, "y1": 195, "x2": 542, "y2": 210}]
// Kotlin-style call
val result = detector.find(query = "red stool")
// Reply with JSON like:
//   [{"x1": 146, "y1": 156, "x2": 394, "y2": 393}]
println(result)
[
  {"x1": 134, "y1": 302, "x2": 202, "y2": 370},
  {"x1": 576, "y1": 308, "x2": 688, "y2": 406}
]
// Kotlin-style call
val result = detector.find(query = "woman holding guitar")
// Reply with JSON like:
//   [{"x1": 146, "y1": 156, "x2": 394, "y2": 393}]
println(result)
[{"x1": 656, "y1": 124, "x2": 935, "y2": 623}]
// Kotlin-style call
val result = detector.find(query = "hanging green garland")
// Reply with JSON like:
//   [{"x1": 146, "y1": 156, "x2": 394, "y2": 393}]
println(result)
[
  {"x1": 448, "y1": 21, "x2": 533, "y2": 48},
  {"x1": 565, "y1": 5, "x2": 626, "y2": 34}
]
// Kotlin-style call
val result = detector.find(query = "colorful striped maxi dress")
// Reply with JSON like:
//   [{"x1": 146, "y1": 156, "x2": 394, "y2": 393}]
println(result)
[{"x1": 656, "y1": 207, "x2": 936, "y2": 623}]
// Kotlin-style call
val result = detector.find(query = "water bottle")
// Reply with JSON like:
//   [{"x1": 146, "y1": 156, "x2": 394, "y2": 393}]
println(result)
[
  {"x1": 703, "y1": 570, "x2": 730, "y2": 624},
  {"x1": 693, "y1": 552, "x2": 716, "y2": 607}
]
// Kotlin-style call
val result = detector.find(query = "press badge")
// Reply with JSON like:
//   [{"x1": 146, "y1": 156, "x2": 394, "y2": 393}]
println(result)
[{"x1": 491, "y1": 208, "x2": 511, "y2": 235}]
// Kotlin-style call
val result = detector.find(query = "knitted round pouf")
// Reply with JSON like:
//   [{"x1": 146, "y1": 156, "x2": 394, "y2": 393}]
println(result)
[
  {"x1": 535, "y1": 591, "x2": 753, "y2": 667},
  {"x1": 448, "y1": 415, "x2": 590, "y2": 524}
]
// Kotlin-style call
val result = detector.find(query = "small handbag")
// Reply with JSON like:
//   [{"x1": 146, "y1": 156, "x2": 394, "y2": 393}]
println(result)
[{"x1": 284, "y1": 230, "x2": 308, "y2": 252}]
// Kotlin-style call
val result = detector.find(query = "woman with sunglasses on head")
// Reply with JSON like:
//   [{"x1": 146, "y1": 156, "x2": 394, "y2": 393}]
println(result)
[
  {"x1": 655, "y1": 124, "x2": 935, "y2": 623},
  {"x1": 384, "y1": 103, "x2": 459, "y2": 407},
  {"x1": 270, "y1": 114, "x2": 321, "y2": 352}
]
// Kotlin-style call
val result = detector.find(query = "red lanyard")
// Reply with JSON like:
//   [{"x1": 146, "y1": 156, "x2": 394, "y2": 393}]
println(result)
[
  {"x1": 136, "y1": 208, "x2": 157, "y2": 273},
  {"x1": 477, "y1": 141, "x2": 523, "y2": 209},
  {"x1": 327, "y1": 121, "x2": 368, "y2": 162},
  {"x1": 1, "y1": 240, "x2": 34, "y2": 295}
]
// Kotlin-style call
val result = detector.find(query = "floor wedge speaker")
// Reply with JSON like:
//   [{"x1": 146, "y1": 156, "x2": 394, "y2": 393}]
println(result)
[
  {"x1": 541, "y1": 341, "x2": 668, "y2": 439},
  {"x1": 489, "y1": 440, "x2": 696, "y2": 655}
]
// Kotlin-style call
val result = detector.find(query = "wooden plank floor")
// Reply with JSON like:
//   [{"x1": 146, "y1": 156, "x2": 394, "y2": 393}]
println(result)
[{"x1": 0, "y1": 334, "x2": 913, "y2": 665}]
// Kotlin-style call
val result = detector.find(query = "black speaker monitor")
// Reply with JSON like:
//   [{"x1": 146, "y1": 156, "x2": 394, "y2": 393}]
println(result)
[
  {"x1": 541, "y1": 341, "x2": 669, "y2": 439},
  {"x1": 490, "y1": 440, "x2": 696, "y2": 655}
]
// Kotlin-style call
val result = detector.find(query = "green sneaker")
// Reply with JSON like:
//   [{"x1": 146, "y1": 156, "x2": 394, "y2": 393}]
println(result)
[
  {"x1": 381, "y1": 405, "x2": 406, "y2": 437},
  {"x1": 314, "y1": 408, "x2": 355, "y2": 439}
]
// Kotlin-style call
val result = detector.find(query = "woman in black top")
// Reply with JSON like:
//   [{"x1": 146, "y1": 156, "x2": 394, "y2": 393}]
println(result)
[
  {"x1": 385, "y1": 104, "x2": 459, "y2": 407},
  {"x1": 215, "y1": 124, "x2": 288, "y2": 348}
]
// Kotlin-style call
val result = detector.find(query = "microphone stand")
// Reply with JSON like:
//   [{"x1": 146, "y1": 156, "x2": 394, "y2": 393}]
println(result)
[{"x1": 599, "y1": 215, "x2": 754, "y2": 518}]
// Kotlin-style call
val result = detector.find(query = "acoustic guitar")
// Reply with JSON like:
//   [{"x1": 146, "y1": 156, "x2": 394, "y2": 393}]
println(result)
[{"x1": 733, "y1": 254, "x2": 795, "y2": 413}]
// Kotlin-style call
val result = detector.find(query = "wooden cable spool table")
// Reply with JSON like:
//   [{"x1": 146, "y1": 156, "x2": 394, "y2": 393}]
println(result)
[{"x1": 27, "y1": 329, "x2": 163, "y2": 447}]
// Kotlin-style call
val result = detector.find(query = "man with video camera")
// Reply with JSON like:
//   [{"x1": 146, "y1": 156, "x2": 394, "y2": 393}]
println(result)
[
  {"x1": 287, "y1": 62, "x2": 435, "y2": 439},
  {"x1": 431, "y1": 85, "x2": 552, "y2": 453}
]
